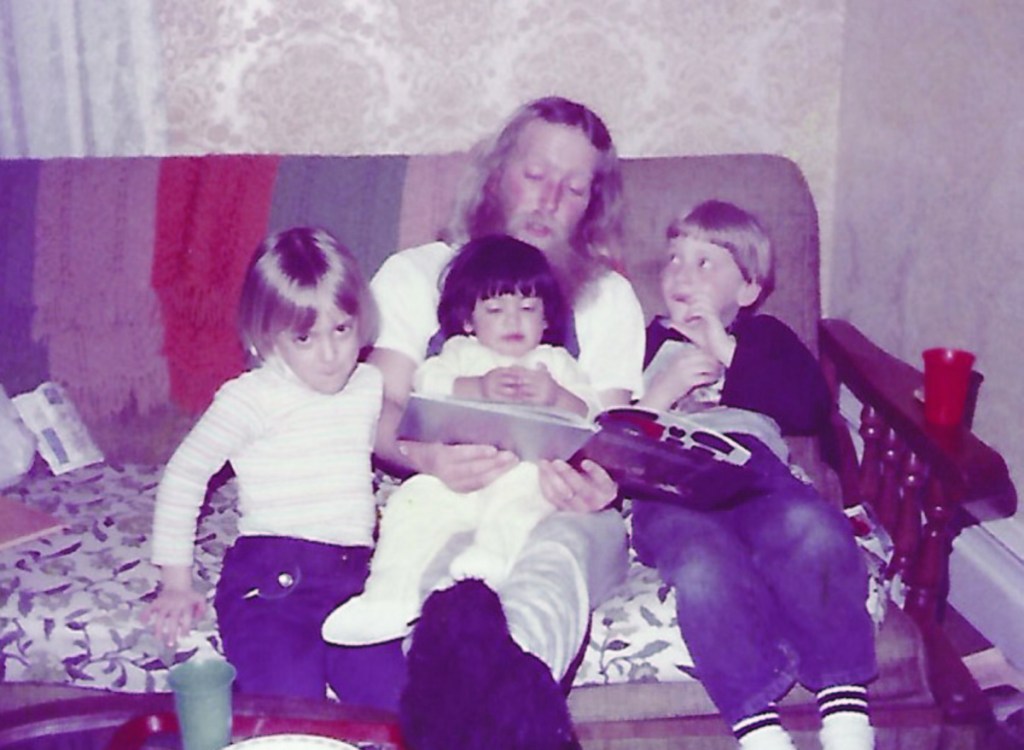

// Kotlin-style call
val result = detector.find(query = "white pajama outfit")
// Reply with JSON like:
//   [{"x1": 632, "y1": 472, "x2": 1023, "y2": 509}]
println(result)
[
  {"x1": 359, "y1": 241, "x2": 645, "y2": 678},
  {"x1": 323, "y1": 336, "x2": 601, "y2": 645}
]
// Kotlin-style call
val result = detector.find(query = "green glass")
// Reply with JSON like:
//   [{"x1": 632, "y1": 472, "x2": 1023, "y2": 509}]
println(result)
[{"x1": 168, "y1": 659, "x2": 236, "y2": 750}]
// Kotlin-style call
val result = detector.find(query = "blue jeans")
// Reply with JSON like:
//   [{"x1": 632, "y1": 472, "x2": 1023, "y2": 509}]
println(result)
[
  {"x1": 215, "y1": 535, "x2": 407, "y2": 708},
  {"x1": 631, "y1": 438, "x2": 878, "y2": 725}
]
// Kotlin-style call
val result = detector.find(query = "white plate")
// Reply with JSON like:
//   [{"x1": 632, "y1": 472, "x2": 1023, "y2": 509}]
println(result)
[{"x1": 227, "y1": 735, "x2": 360, "y2": 750}]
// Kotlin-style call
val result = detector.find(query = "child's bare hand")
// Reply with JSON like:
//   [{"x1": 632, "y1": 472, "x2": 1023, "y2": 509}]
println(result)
[
  {"x1": 480, "y1": 365, "x2": 556, "y2": 405},
  {"x1": 475, "y1": 365, "x2": 587, "y2": 415},
  {"x1": 512, "y1": 364, "x2": 559, "y2": 406},
  {"x1": 479, "y1": 366, "x2": 530, "y2": 402},
  {"x1": 667, "y1": 346, "x2": 723, "y2": 392},
  {"x1": 674, "y1": 295, "x2": 732, "y2": 360},
  {"x1": 640, "y1": 347, "x2": 723, "y2": 411},
  {"x1": 141, "y1": 586, "x2": 206, "y2": 648}
]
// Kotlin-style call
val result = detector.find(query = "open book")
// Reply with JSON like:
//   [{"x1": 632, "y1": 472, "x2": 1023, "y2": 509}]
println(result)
[
  {"x1": 397, "y1": 393, "x2": 598, "y2": 463},
  {"x1": 397, "y1": 394, "x2": 761, "y2": 510}
]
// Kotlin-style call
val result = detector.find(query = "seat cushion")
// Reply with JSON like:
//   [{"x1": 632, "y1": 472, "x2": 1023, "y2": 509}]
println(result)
[
  {"x1": 569, "y1": 605, "x2": 932, "y2": 723},
  {"x1": 573, "y1": 501, "x2": 894, "y2": 691}
]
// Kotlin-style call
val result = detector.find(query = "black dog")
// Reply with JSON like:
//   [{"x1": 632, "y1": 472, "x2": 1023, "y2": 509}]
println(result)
[{"x1": 400, "y1": 579, "x2": 581, "y2": 750}]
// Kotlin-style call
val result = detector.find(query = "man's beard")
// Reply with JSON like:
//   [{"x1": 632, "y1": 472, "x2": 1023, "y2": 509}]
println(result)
[{"x1": 543, "y1": 239, "x2": 602, "y2": 309}]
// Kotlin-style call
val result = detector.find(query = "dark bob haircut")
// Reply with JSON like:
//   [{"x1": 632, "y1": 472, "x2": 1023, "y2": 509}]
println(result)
[{"x1": 437, "y1": 234, "x2": 570, "y2": 347}]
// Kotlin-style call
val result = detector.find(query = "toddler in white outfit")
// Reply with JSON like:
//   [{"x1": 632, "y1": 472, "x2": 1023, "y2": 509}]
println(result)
[{"x1": 323, "y1": 235, "x2": 599, "y2": 645}]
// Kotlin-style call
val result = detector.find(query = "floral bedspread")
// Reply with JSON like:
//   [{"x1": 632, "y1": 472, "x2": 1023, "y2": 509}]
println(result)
[
  {"x1": 0, "y1": 463, "x2": 228, "y2": 692},
  {"x1": 0, "y1": 463, "x2": 891, "y2": 693}
]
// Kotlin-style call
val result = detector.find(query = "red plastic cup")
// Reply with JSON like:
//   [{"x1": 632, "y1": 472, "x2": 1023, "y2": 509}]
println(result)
[{"x1": 922, "y1": 348, "x2": 975, "y2": 426}]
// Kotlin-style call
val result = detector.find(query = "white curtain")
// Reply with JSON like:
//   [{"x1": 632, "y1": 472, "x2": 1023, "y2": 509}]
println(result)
[{"x1": 0, "y1": 0, "x2": 167, "y2": 157}]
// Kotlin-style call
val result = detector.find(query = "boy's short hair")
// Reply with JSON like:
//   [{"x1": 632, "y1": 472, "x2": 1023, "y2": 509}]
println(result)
[
  {"x1": 667, "y1": 200, "x2": 775, "y2": 304},
  {"x1": 437, "y1": 234, "x2": 570, "y2": 346},
  {"x1": 238, "y1": 227, "x2": 378, "y2": 362}
]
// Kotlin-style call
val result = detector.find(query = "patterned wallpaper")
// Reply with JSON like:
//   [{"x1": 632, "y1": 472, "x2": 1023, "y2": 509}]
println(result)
[
  {"x1": 153, "y1": 0, "x2": 845, "y2": 284},
  {"x1": 157, "y1": 1, "x2": 843, "y2": 155}
]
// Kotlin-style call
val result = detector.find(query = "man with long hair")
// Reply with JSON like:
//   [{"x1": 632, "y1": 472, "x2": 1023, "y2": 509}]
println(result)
[{"x1": 368, "y1": 96, "x2": 645, "y2": 750}]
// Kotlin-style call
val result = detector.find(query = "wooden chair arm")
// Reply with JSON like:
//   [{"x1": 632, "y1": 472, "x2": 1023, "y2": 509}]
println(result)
[
  {"x1": 818, "y1": 318, "x2": 1016, "y2": 624},
  {"x1": 819, "y1": 318, "x2": 1015, "y2": 520},
  {"x1": 817, "y1": 318, "x2": 1016, "y2": 728}
]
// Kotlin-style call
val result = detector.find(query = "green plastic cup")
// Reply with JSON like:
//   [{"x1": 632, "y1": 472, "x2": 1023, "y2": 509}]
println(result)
[{"x1": 167, "y1": 659, "x2": 236, "y2": 750}]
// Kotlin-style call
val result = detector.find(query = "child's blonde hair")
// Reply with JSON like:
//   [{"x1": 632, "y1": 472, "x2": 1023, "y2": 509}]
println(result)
[
  {"x1": 667, "y1": 200, "x2": 774, "y2": 306},
  {"x1": 238, "y1": 227, "x2": 378, "y2": 362}
]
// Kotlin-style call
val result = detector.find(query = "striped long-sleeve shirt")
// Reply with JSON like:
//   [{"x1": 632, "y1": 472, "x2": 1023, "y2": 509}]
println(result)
[{"x1": 151, "y1": 358, "x2": 382, "y2": 568}]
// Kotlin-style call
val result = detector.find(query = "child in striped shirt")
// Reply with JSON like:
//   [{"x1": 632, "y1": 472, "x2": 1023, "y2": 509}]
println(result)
[{"x1": 142, "y1": 227, "x2": 403, "y2": 706}]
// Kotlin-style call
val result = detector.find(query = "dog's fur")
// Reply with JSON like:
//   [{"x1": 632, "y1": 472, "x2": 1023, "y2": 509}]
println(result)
[{"x1": 399, "y1": 579, "x2": 581, "y2": 750}]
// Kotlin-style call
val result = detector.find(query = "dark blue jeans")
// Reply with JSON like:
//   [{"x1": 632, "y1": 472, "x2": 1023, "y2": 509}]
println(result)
[
  {"x1": 215, "y1": 535, "x2": 407, "y2": 709},
  {"x1": 631, "y1": 438, "x2": 877, "y2": 726}
]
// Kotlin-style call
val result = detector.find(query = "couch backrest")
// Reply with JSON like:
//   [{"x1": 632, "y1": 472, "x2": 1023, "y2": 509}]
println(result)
[{"x1": 0, "y1": 153, "x2": 819, "y2": 464}]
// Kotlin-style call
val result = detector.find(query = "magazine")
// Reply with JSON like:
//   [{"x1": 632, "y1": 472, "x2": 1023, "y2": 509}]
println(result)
[
  {"x1": 583, "y1": 408, "x2": 758, "y2": 509},
  {"x1": 12, "y1": 382, "x2": 104, "y2": 475},
  {"x1": 397, "y1": 394, "x2": 761, "y2": 510}
]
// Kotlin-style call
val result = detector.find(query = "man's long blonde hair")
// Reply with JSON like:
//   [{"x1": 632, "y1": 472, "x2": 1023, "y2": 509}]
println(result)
[{"x1": 443, "y1": 97, "x2": 626, "y2": 300}]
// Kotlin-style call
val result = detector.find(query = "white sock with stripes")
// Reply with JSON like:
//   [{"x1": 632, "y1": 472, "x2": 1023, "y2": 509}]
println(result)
[
  {"x1": 733, "y1": 706, "x2": 797, "y2": 750},
  {"x1": 817, "y1": 684, "x2": 875, "y2": 750}
]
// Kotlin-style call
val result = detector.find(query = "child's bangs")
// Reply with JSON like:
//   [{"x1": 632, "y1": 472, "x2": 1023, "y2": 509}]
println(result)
[
  {"x1": 479, "y1": 276, "x2": 541, "y2": 301},
  {"x1": 266, "y1": 300, "x2": 318, "y2": 340},
  {"x1": 677, "y1": 225, "x2": 757, "y2": 282},
  {"x1": 674, "y1": 224, "x2": 730, "y2": 252}
]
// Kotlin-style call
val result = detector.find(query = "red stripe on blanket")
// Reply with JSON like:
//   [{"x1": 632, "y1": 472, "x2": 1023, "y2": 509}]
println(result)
[
  {"x1": 152, "y1": 156, "x2": 280, "y2": 414},
  {"x1": 33, "y1": 158, "x2": 169, "y2": 425}
]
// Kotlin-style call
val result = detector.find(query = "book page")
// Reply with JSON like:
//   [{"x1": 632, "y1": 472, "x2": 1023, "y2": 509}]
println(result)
[
  {"x1": 581, "y1": 406, "x2": 765, "y2": 510},
  {"x1": 599, "y1": 406, "x2": 753, "y2": 466},
  {"x1": 642, "y1": 338, "x2": 695, "y2": 392},
  {"x1": 397, "y1": 393, "x2": 597, "y2": 462}
]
